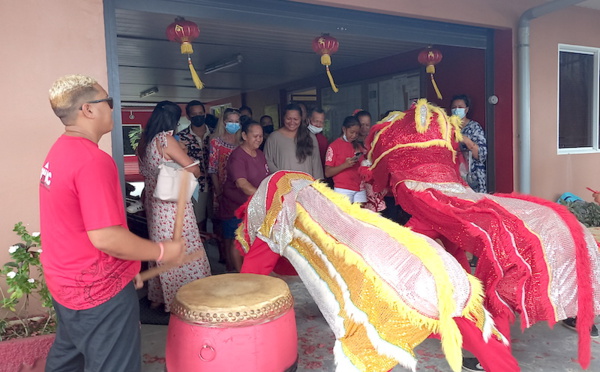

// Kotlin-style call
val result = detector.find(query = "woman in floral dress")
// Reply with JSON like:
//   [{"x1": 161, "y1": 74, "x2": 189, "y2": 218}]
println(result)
[
  {"x1": 450, "y1": 94, "x2": 488, "y2": 193},
  {"x1": 138, "y1": 101, "x2": 211, "y2": 311},
  {"x1": 208, "y1": 108, "x2": 241, "y2": 270}
]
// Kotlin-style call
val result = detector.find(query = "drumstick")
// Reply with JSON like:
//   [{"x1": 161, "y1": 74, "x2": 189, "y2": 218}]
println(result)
[
  {"x1": 139, "y1": 171, "x2": 195, "y2": 282},
  {"x1": 587, "y1": 187, "x2": 599, "y2": 194}
]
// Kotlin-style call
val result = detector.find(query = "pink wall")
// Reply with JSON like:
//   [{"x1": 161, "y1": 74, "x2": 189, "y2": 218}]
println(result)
[
  {"x1": 299, "y1": 0, "x2": 600, "y2": 200},
  {"x1": 296, "y1": 0, "x2": 546, "y2": 29},
  {"x1": 529, "y1": 6, "x2": 600, "y2": 201},
  {"x1": 0, "y1": 0, "x2": 107, "y2": 306}
]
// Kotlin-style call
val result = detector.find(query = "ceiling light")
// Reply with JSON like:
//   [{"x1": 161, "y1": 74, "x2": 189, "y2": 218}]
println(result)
[
  {"x1": 204, "y1": 54, "x2": 243, "y2": 74},
  {"x1": 139, "y1": 86, "x2": 158, "y2": 98}
]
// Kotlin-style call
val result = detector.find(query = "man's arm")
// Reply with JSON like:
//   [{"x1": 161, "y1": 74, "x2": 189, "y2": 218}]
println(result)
[{"x1": 88, "y1": 225, "x2": 184, "y2": 264}]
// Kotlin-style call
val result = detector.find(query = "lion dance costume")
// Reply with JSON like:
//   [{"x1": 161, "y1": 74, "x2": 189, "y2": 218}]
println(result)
[
  {"x1": 361, "y1": 99, "x2": 600, "y2": 369},
  {"x1": 236, "y1": 171, "x2": 518, "y2": 372}
]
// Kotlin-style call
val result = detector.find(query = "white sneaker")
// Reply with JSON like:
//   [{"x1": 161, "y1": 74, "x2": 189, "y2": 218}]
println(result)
[{"x1": 126, "y1": 200, "x2": 144, "y2": 214}]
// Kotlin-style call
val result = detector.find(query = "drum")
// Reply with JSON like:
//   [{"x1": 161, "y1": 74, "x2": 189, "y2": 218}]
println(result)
[{"x1": 165, "y1": 273, "x2": 298, "y2": 372}]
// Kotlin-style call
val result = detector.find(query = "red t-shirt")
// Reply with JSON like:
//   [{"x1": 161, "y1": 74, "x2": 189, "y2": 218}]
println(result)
[
  {"x1": 325, "y1": 138, "x2": 363, "y2": 191},
  {"x1": 315, "y1": 132, "x2": 328, "y2": 167},
  {"x1": 39, "y1": 135, "x2": 140, "y2": 310}
]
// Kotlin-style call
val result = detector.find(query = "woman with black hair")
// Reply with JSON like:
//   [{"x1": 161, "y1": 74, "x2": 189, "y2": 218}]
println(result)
[
  {"x1": 221, "y1": 120, "x2": 269, "y2": 271},
  {"x1": 138, "y1": 101, "x2": 211, "y2": 311},
  {"x1": 325, "y1": 116, "x2": 366, "y2": 203},
  {"x1": 263, "y1": 103, "x2": 323, "y2": 178},
  {"x1": 450, "y1": 94, "x2": 488, "y2": 193}
]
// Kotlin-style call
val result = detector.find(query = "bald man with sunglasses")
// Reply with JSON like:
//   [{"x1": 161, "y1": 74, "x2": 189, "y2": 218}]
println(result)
[{"x1": 40, "y1": 75, "x2": 185, "y2": 372}]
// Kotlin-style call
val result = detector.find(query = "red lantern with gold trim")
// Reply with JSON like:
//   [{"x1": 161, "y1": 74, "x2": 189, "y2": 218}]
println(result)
[
  {"x1": 312, "y1": 34, "x2": 339, "y2": 93},
  {"x1": 166, "y1": 17, "x2": 203, "y2": 89},
  {"x1": 418, "y1": 46, "x2": 443, "y2": 100}
]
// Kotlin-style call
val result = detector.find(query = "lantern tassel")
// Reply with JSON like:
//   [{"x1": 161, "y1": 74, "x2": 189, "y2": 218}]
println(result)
[
  {"x1": 326, "y1": 66, "x2": 339, "y2": 93},
  {"x1": 430, "y1": 74, "x2": 443, "y2": 100},
  {"x1": 181, "y1": 41, "x2": 194, "y2": 55},
  {"x1": 188, "y1": 56, "x2": 204, "y2": 90}
]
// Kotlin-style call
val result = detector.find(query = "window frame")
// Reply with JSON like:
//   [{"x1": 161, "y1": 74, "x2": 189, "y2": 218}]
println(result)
[{"x1": 557, "y1": 44, "x2": 600, "y2": 155}]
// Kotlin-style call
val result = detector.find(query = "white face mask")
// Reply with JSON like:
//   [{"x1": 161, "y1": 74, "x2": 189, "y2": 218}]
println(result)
[
  {"x1": 307, "y1": 124, "x2": 323, "y2": 134},
  {"x1": 451, "y1": 108, "x2": 467, "y2": 119}
]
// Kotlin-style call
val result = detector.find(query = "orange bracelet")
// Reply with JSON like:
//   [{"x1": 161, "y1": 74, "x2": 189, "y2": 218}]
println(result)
[{"x1": 157, "y1": 242, "x2": 165, "y2": 263}]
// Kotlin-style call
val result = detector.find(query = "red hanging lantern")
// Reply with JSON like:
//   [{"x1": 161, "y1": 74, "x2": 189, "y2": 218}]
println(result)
[
  {"x1": 166, "y1": 17, "x2": 203, "y2": 89},
  {"x1": 418, "y1": 46, "x2": 443, "y2": 100},
  {"x1": 312, "y1": 34, "x2": 339, "y2": 93}
]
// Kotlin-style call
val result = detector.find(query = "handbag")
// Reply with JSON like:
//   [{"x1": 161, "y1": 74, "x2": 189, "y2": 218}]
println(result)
[
  {"x1": 459, "y1": 151, "x2": 478, "y2": 190},
  {"x1": 153, "y1": 160, "x2": 199, "y2": 202}
]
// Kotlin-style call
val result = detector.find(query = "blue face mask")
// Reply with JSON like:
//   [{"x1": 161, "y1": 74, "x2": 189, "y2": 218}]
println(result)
[
  {"x1": 451, "y1": 108, "x2": 467, "y2": 119},
  {"x1": 225, "y1": 122, "x2": 240, "y2": 134}
]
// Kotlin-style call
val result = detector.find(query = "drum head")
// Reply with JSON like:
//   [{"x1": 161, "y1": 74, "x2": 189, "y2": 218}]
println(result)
[{"x1": 171, "y1": 273, "x2": 294, "y2": 327}]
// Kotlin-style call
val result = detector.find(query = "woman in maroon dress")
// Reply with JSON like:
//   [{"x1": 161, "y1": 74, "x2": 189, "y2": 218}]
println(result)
[{"x1": 221, "y1": 120, "x2": 269, "y2": 271}]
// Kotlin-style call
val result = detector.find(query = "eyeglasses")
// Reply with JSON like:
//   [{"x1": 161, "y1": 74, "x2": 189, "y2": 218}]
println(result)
[{"x1": 80, "y1": 97, "x2": 114, "y2": 110}]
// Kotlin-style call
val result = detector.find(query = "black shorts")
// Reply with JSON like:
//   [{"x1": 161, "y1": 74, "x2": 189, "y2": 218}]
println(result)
[{"x1": 45, "y1": 283, "x2": 141, "y2": 372}]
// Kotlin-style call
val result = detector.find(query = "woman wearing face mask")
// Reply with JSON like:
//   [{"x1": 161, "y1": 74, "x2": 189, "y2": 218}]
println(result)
[
  {"x1": 208, "y1": 108, "x2": 241, "y2": 270},
  {"x1": 264, "y1": 103, "x2": 324, "y2": 178},
  {"x1": 221, "y1": 120, "x2": 269, "y2": 272},
  {"x1": 324, "y1": 116, "x2": 366, "y2": 203},
  {"x1": 450, "y1": 94, "x2": 488, "y2": 193}
]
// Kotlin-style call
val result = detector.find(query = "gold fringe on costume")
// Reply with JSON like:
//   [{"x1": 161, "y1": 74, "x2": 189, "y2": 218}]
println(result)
[{"x1": 237, "y1": 172, "x2": 504, "y2": 372}]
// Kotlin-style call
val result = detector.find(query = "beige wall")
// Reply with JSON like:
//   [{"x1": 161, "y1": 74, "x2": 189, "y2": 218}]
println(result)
[
  {"x1": 0, "y1": 0, "x2": 108, "y2": 296},
  {"x1": 529, "y1": 6, "x2": 600, "y2": 201}
]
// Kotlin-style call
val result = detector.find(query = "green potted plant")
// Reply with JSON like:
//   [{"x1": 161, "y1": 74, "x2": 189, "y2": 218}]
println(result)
[{"x1": 0, "y1": 222, "x2": 56, "y2": 371}]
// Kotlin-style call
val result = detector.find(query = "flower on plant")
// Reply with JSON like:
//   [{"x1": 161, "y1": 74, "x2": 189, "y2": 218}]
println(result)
[{"x1": 2, "y1": 222, "x2": 55, "y2": 340}]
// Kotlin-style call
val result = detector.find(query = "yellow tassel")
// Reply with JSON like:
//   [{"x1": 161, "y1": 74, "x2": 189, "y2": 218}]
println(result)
[
  {"x1": 181, "y1": 41, "x2": 193, "y2": 55},
  {"x1": 321, "y1": 54, "x2": 331, "y2": 66},
  {"x1": 188, "y1": 56, "x2": 203, "y2": 90},
  {"x1": 326, "y1": 66, "x2": 339, "y2": 93},
  {"x1": 426, "y1": 65, "x2": 436, "y2": 74},
  {"x1": 430, "y1": 74, "x2": 443, "y2": 100}
]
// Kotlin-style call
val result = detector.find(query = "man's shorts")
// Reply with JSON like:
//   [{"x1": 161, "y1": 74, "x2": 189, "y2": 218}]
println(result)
[
  {"x1": 334, "y1": 187, "x2": 367, "y2": 203},
  {"x1": 223, "y1": 217, "x2": 242, "y2": 239}
]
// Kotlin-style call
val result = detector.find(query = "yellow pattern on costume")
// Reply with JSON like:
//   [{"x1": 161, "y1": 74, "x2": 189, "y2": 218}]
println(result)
[{"x1": 237, "y1": 171, "x2": 504, "y2": 372}]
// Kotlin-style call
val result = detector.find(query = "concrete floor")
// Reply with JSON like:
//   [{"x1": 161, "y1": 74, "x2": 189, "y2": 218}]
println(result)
[{"x1": 140, "y1": 242, "x2": 600, "y2": 372}]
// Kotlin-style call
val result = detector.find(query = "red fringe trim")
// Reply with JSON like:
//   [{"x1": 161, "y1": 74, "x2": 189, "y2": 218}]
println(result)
[{"x1": 501, "y1": 193, "x2": 593, "y2": 369}]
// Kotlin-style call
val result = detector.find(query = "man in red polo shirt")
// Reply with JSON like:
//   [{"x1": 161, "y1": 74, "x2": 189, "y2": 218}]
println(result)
[
  {"x1": 40, "y1": 74, "x2": 184, "y2": 372},
  {"x1": 307, "y1": 107, "x2": 328, "y2": 169}
]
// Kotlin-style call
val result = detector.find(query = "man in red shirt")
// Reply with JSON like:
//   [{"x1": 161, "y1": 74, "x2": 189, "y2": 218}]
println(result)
[
  {"x1": 41, "y1": 75, "x2": 184, "y2": 372},
  {"x1": 307, "y1": 107, "x2": 328, "y2": 168}
]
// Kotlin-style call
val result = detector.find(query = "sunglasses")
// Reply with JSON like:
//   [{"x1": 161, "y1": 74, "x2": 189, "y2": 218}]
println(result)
[{"x1": 81, "y1": 97, "x2": 114, "y2": 110}]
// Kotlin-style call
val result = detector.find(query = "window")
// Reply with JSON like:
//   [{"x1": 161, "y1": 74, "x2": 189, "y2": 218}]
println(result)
[
  {"x1": 558, "y1": 45, "x2": 599, "y2": 153},
  {"x1": 122, "y1": 124, "x2": 142, "y2": 156}
]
